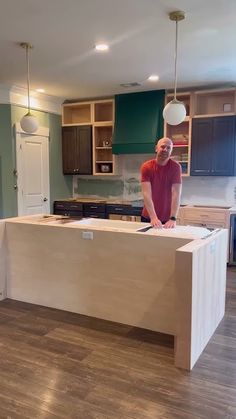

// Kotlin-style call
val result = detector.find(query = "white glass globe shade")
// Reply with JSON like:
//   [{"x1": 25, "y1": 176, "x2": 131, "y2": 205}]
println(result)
[
  {"x1": 163, "y1": 100, "x2": 186, "y2": 126},
  {"x1": 20, "y1": 113, "x2": 39, "y2": 133}
]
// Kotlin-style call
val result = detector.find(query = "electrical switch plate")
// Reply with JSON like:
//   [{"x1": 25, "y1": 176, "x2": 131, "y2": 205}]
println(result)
[
  {"x1": 82, "y1": 231, "x2": 93, "y2": 240},
  {"x1": 210, "y1": 241, "x2": 216, "y2": 253}
]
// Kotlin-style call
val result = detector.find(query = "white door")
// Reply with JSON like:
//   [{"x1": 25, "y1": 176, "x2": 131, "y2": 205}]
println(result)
[{"x1": 15, "y1": 124, "x2": 50, "y2": 216}]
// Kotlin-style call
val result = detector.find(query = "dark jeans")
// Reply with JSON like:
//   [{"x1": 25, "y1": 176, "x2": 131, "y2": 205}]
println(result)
[{"x1": 141, "y1": 215, "x2": 150, "y2": 223}]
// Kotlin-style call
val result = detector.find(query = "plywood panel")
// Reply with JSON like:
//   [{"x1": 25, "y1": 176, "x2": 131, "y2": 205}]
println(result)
[
  {"x1": 6, "y1": 223, "x2": 190, "y2": 335},
  {"x1": 175, "y1": 230, "x2": 228, "y2": 369}
]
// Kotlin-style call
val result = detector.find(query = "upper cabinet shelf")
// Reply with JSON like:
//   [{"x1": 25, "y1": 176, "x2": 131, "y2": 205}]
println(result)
[
  {"x1": 94, "y1": 101, "x2": 114, "y2": 123},
  {"x1": 62, "y1": 99, "x2": 114, "y2": 126},
  {"x1": 62, "y1": 102, "x2": 92, "y2": 125},
  {"x1": 193, "y1": 88, "x2": 236, "y2": 117}
]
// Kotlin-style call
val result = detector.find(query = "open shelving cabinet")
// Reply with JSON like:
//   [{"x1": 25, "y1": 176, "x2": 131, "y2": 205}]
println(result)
[
  {"x1": 193, "y1": 88, "x2": 236, "y2": 118},
  {"x1": 164, "y1": 92, "x2": 192, "y2": 176},
  {"x1": 62, "y1": 99, "x2": 115, "y2": 175}
]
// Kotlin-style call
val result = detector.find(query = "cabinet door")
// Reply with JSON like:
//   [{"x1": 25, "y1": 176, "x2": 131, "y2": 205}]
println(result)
[
  {"x1": 62, "y1": 126, "x2": 92, "y2": 175},
  {"x1": 77, "y1": 126, "x2": 92, "y2": 175},
  {"x1": 190, "y1": 118, "x2": 213, "y2": 175},
  {"x1": 212, "y1": 116, "x2": 236, "y2": 176},
  {"x1": 62, "y1": 127, "x2": 78, "y2": 174}
]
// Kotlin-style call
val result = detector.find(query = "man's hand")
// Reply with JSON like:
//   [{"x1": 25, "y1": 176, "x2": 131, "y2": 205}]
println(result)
[
  {"x1": 150, "y1": 216, "x2": 163, "y2": 229},
  {"x1": 164, "y1": 219, "x2": 176, "y2": 229}
]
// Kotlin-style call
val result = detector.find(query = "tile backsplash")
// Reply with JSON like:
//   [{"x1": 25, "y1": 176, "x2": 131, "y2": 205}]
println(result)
[{"x1": 74, "y1": 154, "x2": 236, "y2": 206}]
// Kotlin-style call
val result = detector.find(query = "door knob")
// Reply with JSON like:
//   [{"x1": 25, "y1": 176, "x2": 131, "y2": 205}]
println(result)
[{"x1": 43, "y1": 198, "x2": 48, "y2": 202}]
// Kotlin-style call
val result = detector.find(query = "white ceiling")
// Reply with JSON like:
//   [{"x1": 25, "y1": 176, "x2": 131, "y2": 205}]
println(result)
[{"x1": 0, "y1": 0, "x2": 236, "y2": 101}]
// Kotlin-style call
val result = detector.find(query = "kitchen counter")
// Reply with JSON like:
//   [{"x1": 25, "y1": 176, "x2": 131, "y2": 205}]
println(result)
[{"x1": 0, "y1": 215, "x2": 228, "y2": 370}]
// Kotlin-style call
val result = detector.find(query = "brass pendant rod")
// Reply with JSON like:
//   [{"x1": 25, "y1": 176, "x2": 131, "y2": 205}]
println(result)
[
  {"x1": 26, "y1": 44, "x2": 30, "y2": 113},
  {"x1": 19, "y1": 42, "x2": 33, "y2": 114}
]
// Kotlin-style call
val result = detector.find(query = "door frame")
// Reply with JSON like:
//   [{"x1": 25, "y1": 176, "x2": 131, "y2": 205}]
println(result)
[{"x1": 15, "y1": 123, "x2": 50, "y2": 216}]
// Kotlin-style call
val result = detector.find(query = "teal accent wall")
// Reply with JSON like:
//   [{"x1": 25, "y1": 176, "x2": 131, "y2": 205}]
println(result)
[
  {"x1": 113, "y1": 90, "x2": 165, "y2": 154},
  {"x1": 0, "y1": 105, "x2": 72, "y2": 218},
  {"x1": 0, "y1": 105, "x2": 15, "y2": 217}
]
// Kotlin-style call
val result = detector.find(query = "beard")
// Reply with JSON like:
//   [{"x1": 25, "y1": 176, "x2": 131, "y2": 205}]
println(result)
[{"x1": 158, "y1": 151, "x2": 169, "y2": 159}]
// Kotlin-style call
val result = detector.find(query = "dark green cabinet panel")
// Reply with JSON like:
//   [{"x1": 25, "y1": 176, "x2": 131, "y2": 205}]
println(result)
[
  {"x1": 191, "y1": 116, "x2": 236, "y2": 176},
  {"x1": 112, "y1": 90, "x2": 165, "y2": 154},
  {"x1": 62, "y1": 126, "x2": 92, "y2": 175}
]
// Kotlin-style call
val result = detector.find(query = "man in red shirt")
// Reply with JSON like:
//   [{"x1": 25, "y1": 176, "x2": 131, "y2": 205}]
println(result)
[{"x1": 140, "y1": 137, "x2": 182, "y2": 228}]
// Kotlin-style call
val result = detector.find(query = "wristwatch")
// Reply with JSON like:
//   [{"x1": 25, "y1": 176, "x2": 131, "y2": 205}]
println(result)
[{"x1": 170, "y1": 216, "x2": 177, "y2": 221}]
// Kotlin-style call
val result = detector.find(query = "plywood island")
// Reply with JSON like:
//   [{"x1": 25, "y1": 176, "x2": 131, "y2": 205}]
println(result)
[{"x1": 0, "y1": 215, "x2": 228, "y2": 370}]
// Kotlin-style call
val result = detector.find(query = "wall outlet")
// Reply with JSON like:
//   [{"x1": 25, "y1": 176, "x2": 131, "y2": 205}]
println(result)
[
  {"x1": 210, "y1": 241, "x2": 216, "y2": 253},
  {"x1": 82, "y1": 231, "x2": 93, "y2": 240}
]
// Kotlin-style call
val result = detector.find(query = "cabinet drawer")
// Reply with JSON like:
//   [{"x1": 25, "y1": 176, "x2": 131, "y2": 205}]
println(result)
[
  {"x1": 83, "y1": 211, "x2": 106, "y2": 219},
  {"x1": 54, "y1": 201, "x2": 83, "y2": 211},
  {"x1": 83, "y1": 203, "x2": 106, "y2": 213},
  {"x1": 182, "y1": 208, "x2": 227, "y2": 224},
  {"x1": 54, "y1": 209, "x2": 83, "y2": 217},
  {"x1": 106, "y1": 204, "x2": 142, "y2": 216}
]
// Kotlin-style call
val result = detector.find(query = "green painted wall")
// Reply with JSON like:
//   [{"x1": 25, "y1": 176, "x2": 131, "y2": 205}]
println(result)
[
  {"x1": 0, "y1": 104, "x2": 72, "y2": 218},
  {"x1": 0, "y1": 105, "x2": 15, "y2": 217}
]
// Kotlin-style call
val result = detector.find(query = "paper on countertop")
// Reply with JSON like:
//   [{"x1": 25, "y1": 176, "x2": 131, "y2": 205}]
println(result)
[{"x1": 146, "y1": 225, "x2": 212, "y2": 239}]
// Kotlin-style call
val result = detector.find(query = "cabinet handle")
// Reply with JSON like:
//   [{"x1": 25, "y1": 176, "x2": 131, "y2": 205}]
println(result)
[
  {"x1": 114, "y1": 207, "x2": 123, "y2": 211},
  {"x1": 194, "y1": 170, "x2": 210, "y2": 173},
  {"x1": 90, "y1": 205, "x2": 98, "y2": 209}
]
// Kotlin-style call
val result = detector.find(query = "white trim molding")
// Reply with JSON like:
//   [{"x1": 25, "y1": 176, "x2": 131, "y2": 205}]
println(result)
[{"x1": 0, "y1": 84, "x2": 64, "y2": 115}]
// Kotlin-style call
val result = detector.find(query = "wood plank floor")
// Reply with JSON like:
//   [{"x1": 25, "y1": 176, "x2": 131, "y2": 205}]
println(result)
[{"x1": 0, "y1": 269, "x2": 236, "y2": 419}]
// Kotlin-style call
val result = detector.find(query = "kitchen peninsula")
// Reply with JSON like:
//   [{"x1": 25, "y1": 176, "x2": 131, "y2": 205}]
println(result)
[{"x1": 0, "y1": 215, "x2": 228, "y2": 370}]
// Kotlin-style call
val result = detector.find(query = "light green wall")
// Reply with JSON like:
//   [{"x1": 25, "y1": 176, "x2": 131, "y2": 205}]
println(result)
[
  {"x1": 0, "y1": 105, "x2": 15, "y2": 217},
  {"x1": 0, "y1": 105, "x2": 72, "y2": 218}
]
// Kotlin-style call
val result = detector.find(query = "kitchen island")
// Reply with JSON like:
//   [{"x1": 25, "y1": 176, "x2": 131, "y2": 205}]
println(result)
[{"x1": 0, "y1": 215, "x2": 228, "y2": 370}]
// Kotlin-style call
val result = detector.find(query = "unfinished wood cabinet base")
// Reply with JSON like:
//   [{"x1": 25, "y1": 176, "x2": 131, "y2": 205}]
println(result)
[{"x1": 0, "y1": 216, "x2": 228, "y2": 370}]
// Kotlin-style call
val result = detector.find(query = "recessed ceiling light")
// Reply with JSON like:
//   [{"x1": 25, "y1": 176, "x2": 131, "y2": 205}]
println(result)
[
  {"x1": 95, "y1": 43, "x2": 109, "y2": 52},
  {"x1": 148, "y1": 75, "x2": 159, "y2": 82},
  {"x1": 36, "y1": 88, "x2": 45, "y2": 93}
]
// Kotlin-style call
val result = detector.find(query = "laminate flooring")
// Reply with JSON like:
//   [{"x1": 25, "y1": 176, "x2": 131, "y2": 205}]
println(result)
[{"x1": 0, "y1": 268, "x2": 236, "y2": 419}]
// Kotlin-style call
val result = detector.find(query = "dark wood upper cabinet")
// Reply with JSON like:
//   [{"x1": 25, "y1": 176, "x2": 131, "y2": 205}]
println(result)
[
  {"x1": 190, "y1": 116, "x2": 236, "y2": 176},
  {"x1": 62, "y1": 125, "x2": 92, "y2": 175}
]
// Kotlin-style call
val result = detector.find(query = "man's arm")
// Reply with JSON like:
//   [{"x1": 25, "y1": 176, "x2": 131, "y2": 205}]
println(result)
[
  {"x1": 164, "y1": 183, "x2": 182, "y2": 229},
  {"x1": 141, "y1": 182, "x2": 163, "y2": 228}
]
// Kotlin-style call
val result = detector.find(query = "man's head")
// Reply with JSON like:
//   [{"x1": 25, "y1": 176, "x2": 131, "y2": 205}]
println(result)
[{"x1": 155, "y1": 137, "x2": 173, "y2": 163}]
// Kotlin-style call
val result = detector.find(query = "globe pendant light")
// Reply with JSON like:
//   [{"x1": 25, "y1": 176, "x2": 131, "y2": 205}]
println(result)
[
  {"x1": 163, "y1": 11, "x2": 186, "y2": 126},
  {"x1": 20, "y1": 42, "x2": 39, "y2": 133}
]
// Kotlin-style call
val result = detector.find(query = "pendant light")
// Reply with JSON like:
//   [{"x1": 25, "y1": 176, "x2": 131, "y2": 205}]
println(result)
[
  {"x1": 163, "y1": 11, "x2": 186, "y2": 126},
  {"x1": 20, "y1": 42, "x2": 39, "y2": 133}
]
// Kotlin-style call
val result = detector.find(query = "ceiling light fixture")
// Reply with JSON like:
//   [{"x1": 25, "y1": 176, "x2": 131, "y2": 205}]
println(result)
[
  {"x1": 95, "y1": 43, "x2": 109, "y2": 52},
  {"x1": 36, "y1": 88, "x2": 45, "y2": 93},
  {"x1": 163, "y1": 11, "x2": 186, "y2": 126},
  {"x1": 19, "y1": 42, "x2": 39, "y2": 133},
  {"x1": 148, "y1": 75, "x2": 159, "y2": 82}
]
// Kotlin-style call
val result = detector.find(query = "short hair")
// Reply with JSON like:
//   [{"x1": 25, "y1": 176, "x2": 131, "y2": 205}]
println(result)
[{"x1": 156, "y1": 137, "x2": 173, "y2": 147}]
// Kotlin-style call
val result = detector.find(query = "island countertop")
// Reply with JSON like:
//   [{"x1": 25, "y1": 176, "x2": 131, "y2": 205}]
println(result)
[{"x1": 0, "y1": 215, "x2": 228, "y2": 370}]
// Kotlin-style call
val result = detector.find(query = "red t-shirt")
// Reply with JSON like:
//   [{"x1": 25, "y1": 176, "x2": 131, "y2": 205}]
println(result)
[{"x1": 141, "y1": 158, "x2": 182, "y2": 222}]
